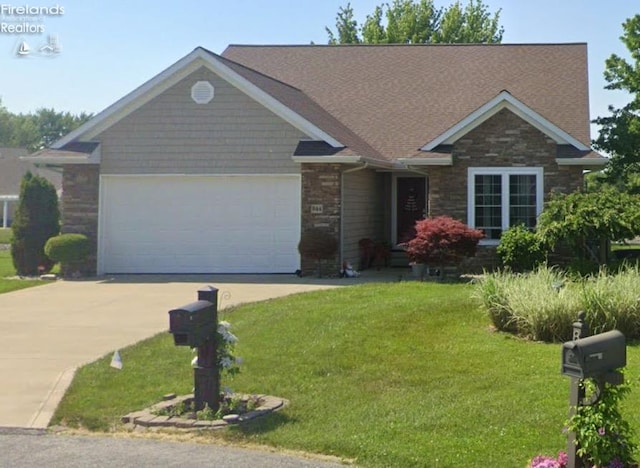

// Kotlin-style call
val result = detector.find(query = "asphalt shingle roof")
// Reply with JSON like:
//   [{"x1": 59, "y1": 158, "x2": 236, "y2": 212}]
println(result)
[{"x1": 221, "y1": 43, "x2": 591, "y2": 160}]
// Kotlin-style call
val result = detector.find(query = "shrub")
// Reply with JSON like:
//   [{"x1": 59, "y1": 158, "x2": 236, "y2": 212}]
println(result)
[
  {"x1": 298, "y1": 229, "x2": 338, "y2": 277},
  {"x1": 581, "y1": 266, "x2": 640, "y2": 337},
  {"x1": 476, "y1": 267, "x2": 578, "y2": 342},
  {"x1": 404, "y1": 216, "x2": 484, "y2": 275},
  {"x1": 44, "y1": 234, "x2": 90, "y2": 263},
  {"x1": 476, "y1": 265, "x2": 640, "y2": 342},
  {"x1": 11, "y1": 171, "x2": 60, "y2": 275},
  {"x1": 496, "y1": 224, "x2": 546, "y2": 271}
]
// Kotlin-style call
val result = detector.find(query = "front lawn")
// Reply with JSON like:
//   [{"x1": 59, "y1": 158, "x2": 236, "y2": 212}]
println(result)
[
  {"x1": 0, "y1": 249, "x2": 47, "y2": 293},
  {"x1": 51, "y1": 282, "x2": 640, "y2": 467},
  {"x1": 0, "y1": 228, "x2": 11, "y2": 244}
]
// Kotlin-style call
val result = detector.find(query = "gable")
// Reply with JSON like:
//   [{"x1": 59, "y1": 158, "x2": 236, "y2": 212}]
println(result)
[
  {"x1": 95, "y1": 67, "x2": 308, "y2": 175},
  {"x1": 53, "y1": 48, "x2": 343, "y2": 151},
  {"x1": 421, "y1": 91, "x2": 590, "y2": 151}
]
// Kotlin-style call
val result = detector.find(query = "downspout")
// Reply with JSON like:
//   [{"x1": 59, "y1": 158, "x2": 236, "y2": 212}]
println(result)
[{"x1": 340, "y1": 163, "x2": 369, "y2": 268}]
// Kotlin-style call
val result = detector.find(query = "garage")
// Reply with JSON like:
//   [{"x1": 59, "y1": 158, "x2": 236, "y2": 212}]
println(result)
[{"x1": 98, "y1": 175, "x2": 301, "y2": 274}]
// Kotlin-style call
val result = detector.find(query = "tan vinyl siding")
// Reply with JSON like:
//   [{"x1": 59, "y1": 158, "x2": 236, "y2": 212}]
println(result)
[
  {"x1": 96, "y1": 67, "x2": 306, "y2": 175},
  {"x1": 342, "y1": 169, "x2": 386, "y2": 266}
]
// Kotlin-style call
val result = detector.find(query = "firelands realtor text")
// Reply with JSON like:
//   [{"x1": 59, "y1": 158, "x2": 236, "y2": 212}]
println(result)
[{"x1": 1, "y1": 4, "x2": 64, "y2": 33}]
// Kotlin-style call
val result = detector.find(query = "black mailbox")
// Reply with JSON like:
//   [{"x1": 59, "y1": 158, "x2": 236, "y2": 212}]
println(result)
[
  {"x1": 562, "y1": 330, "x2": 626, "y2": 379},
  {"x1": 168, "y1": 300, "x2": 216, "y2": 347}
]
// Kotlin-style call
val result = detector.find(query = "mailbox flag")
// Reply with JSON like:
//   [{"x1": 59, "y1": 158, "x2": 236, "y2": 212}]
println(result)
[{"x1": 110, "y1": 350, "x2": 123, "y2": 370}]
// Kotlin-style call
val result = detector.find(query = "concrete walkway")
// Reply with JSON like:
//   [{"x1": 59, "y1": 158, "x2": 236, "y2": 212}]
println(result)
[{"x1": 0, "y1": 271, "x2": 398, "y2": 429}]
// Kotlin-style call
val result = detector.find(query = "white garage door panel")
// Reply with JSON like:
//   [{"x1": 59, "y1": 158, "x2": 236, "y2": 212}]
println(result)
[{"x1": 99, "y1": 175, "x2": 300, "y2": 274}]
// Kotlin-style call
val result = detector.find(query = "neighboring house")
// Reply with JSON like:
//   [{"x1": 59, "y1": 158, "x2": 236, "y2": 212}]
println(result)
[
  {"x1": 0, "y1": 147, "x2": 62, "y2": 228},
  {"x1": 26, "y1": 43, "x2": 606, "y2": 276}
]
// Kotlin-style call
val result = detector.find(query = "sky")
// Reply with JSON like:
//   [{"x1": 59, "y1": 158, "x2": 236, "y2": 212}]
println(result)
[{"x1": 0, "y1": 0, "x2": 638, "y2": 143}]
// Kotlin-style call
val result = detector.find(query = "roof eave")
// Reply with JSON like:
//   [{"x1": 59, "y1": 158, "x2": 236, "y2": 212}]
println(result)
[
  {"x1": 292, "y1": 155, "x2": 393, "y2": 168},
  {"x1": 555, "y1": 158, "x2": 608, "y2": 166},
  {"x1": 397, "y1": 156, "x2": 453, "y2": 166},
  {"x1": 22, "y1": 145, "x2": 101, "y2": 165}
]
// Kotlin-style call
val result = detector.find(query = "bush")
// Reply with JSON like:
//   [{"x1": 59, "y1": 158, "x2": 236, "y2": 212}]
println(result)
[
  {"x1": 404, "y1": 216, "x2": 484, "y2": 272},
  {"x1": 476, "y1": 267, "x2": 578, "y2": 342},
  {"x1": 44, "y1": 234, "x2": 90, "y2": 263},
  {"x1": 476, "y1": 265, "x2": 640, "y2": 342},
  {"x1": 496, "y1": 224, "x2": 546, "y2": 272},
  {"x1": 11, "y1": 172, "x2": 60, "y2": 275}
]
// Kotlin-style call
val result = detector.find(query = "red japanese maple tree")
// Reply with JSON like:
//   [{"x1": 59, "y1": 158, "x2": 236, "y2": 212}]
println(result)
[{"x1": 404, "y1": 216, "x2": 484, "y2": 268}]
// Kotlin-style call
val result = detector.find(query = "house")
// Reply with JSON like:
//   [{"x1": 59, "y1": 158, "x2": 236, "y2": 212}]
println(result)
[
  {"x1": 26, "y1": 43, "x2": 606, "y2": 276},
  {"x1": 0, "y1": 147, "x2": 62, "y2": 228}
]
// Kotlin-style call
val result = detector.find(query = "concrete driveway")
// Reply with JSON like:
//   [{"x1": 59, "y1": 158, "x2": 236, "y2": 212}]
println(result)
[
  {"x1": 0, "y1": 273, "x2": 392, "y2": 429},
  {"x1": 0, "y1": 270, "x2": 397, "y2": 428}
]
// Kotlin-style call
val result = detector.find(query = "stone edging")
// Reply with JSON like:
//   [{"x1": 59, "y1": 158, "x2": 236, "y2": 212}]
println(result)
[{"x1": 121, "y1": 393, "x2": 288, "y2": 430}]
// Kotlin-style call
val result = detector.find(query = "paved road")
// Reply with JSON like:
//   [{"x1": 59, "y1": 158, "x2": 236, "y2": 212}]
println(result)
[{"x1": 0, "y1": 428, "x2": 346, "y2": 467}]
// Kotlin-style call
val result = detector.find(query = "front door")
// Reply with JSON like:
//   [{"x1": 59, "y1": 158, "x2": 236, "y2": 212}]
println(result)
[{"x1": 395, "y1": 176, "x2": 426, "y2": 245}]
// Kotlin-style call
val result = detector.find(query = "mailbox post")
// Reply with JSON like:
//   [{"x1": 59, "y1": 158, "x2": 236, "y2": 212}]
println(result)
[
  {"x1": 168, "y1": 286, "x2": 220, "y2": 412},
  {"x1": 565, "y1": 313, "x2": 589, "y2": 468},
  {"x1": 561, "y1": 313, "x2": 627, "y2": 468}
]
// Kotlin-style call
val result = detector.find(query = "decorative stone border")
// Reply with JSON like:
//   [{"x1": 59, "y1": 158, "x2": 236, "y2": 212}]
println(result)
[{"x1": 121, "y1": 393, "x2": 288, "y2": 430}]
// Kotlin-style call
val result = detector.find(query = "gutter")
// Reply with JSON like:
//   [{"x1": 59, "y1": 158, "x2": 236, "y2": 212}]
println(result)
[{"x1": 292, "y1": 155, "x2": 393, "y2": 169}]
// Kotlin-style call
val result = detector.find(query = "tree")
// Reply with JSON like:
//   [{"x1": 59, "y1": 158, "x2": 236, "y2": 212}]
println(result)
[
  {"x1": 536, "y1": 188, "x2": 640, "y2": 265},
  {"x1": 0, "y1": 99, "x2": 91, "y2": 152},
  {"x1": 11, "y1": 172, "x2": 60, "y2": 275},
  {"x1": 433, "y1": 0, "x2": 503, "y2": 43},
  {"x1": 326, "y1": 3, "x2": 361, "y2": 44},
  {"x1": 593, "y1": 14, "x2": 640, "y2": 184},
  {"x1": 404, "y1": 216, "x2": 484, "y2": 278},
  {"x1": 326, "y1": 0, "x2": 503, "y2": 44}
]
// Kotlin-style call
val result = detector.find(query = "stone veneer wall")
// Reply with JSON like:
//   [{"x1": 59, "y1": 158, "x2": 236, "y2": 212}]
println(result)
[
  {"x1": 300, "y1": 163, "x2": 342, "y2": 276},
  {"x1": 428, "y1": 109, "x2": 585, "y2": 273},
  {"x1": 61, "y1": 164, "x2": 100, "y2": 276}
]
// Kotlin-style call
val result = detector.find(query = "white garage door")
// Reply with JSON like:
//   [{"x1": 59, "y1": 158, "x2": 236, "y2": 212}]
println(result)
[{"x1": 98, "y1": 175, "x2": 301, "y2": 274}]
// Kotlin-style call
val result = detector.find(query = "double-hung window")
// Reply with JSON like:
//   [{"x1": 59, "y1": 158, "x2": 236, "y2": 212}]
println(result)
[{"x1": 468, "y1": 167, "x2": 543, "y2": 243}]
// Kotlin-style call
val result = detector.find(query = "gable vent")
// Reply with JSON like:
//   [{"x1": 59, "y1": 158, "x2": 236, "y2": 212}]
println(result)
[{"x1": 191, "y1": 81, "x2": 214, "y2": 104}]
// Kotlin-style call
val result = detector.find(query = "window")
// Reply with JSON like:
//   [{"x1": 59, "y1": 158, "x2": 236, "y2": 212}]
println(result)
[{"x1": 468, "y1": 167, "x2": 543, "y2": 242}]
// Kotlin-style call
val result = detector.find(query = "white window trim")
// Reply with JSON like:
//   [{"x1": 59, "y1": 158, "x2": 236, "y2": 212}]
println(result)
[{"x1": 467, "y1": 167, "x2": 544, "y2": 245}]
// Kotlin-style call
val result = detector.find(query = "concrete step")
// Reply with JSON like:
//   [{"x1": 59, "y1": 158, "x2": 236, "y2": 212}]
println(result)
[{"x1": 389, "y1": 249, "x2": 409, "y2": 268}]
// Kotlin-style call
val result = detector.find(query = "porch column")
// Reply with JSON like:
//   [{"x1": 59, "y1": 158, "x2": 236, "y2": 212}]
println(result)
[
  {"x1": 1, "y1": 196, "x2": 18, "y2": 228},
  {"x1": 300, "y1": 163, "x2": 342, "y2": 276}
]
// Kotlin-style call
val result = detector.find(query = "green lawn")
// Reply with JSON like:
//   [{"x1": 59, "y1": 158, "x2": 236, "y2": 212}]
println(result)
[
  {"x1": 51, "y1": 282, "x2": 640, "y2": 467},
  {"x1": 0, "y1": 228, "x2": 11, "y2": 244},
  {"x1": 0, "y1": 249, "x2": 47, "y2": 293}
]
